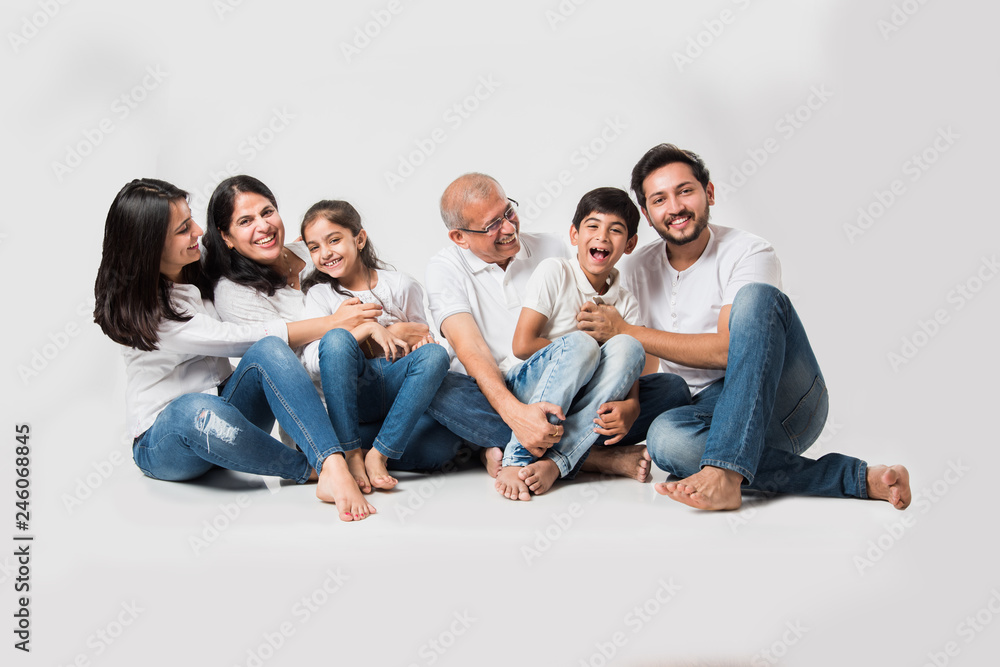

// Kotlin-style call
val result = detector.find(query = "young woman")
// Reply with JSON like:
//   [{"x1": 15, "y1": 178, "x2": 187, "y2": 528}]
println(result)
[
  {"x1": 202, "y1": 176, "x2": 466, "y2": 491},
  {"x1": 93, "y1": 178, "x2": 375, "y2": 522},
  {"x1": 299, "y1": 200, "x2": 450, "y2": 490}
]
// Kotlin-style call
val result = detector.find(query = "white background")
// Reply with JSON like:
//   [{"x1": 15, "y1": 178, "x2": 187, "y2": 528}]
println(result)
[{"x1": 3, "y1": 0, "x2": 999, "y2": 665}]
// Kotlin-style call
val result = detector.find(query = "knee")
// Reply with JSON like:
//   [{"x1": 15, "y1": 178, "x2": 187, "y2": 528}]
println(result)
[
  {"x1": 318, "y1": 328, "x2": 357, "y2": 358},
  {"x1": 646, "y1": 414, "x2": 704, "y2": 474},
  {"x1": 557, "y1": 330, "x2": 601, "y2": 365},
  {"x1": 414, "y1": 343, "x2": 451, "y2": 375},
  {"x1": 731, "y1": 283, "x2": 787, "y2": 321},
  {"x1": 603, "y1": 334, "x2": 645, "y2": 369}
]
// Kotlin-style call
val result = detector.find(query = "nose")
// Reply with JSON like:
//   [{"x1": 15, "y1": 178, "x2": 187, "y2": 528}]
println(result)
[
  {"x1": 662, "y1": 194, "x2": 684, "y2": 215},
  {"x1": 498, "y1": 214, "x2": 517, "y2": 236},
  {"x1": 191, "y1": 221, "x2": 204, "y2": 238}
]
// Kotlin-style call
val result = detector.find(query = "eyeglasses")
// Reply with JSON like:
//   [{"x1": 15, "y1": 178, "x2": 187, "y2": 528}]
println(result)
[{"x1": 457, "y1": 199, "x2": 519, "y2": 236}]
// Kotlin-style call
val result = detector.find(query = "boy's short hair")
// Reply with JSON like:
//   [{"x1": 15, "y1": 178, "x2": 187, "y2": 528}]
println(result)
[{"x1": 571, "y1": 187, "x2": 640, "y2": 238}]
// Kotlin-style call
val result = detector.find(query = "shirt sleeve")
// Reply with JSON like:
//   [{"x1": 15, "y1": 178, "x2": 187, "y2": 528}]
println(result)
[
  {"x1": 619, "y1": 290, "x2": 643, "y2": 327},
  {"x1": 213, "y1": 279, "x2": 282, "y2": 325},
  {"x1": 520, "y1": 258, "x2": 563, "y2": 318},
  {"x1": 156, "y1": 312, "x2": 288, "y2": 357},
  {"x1": 722, "y1": 244, "x2": 782, "y2": 305},
  {"x1": 426, "y1": 254, "x2": 473, "y2": 337},
  {"x1": 394, "y1": 273, "x2": 429, "y2": 326}
]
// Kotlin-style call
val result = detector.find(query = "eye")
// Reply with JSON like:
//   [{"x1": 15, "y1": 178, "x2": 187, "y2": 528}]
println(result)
[
  {"x1": 680, "y1": 189, "x2": 692, "y2": 195},
  {"x1": 262, "y1": 208, "x2": 274, "y2": 217}
]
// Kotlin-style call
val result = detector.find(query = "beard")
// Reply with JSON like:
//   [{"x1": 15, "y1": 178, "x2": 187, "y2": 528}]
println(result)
[{"x1": 655, "y1": 203, "x2": 710, "y2": 246}]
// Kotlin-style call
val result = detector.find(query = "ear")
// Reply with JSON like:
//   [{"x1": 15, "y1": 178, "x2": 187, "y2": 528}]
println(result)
[
  {"x1": 569, "y1": 223, "x2": 579, "y2": 247},
  {"x1": 356, "y1": 228, "x2": 367, "y2": 250},
  {"x1": 448, "y1": 228, "x2": 470, "y2": 249},
  {"x1": 221, "y1": 231, "x2": 235, "y2": 250},
  {"x1": 641, "y1": 207, "x2": 652, "y2": 227},
  {"x1": 624, "y1": 234, "x2": 639, "y2": 255},
  {"x1": 706, "y1": 182, "x2": 715, "y2": 206}
]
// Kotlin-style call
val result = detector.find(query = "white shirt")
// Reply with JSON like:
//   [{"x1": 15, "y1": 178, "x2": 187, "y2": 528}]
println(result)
[
  {"x1": 504, "y1": 257, "x2": 640, "y2": 370},
  {"x1": 123, "y1": 283, "x2": 288, "y2": 438},
  {"x1": 212, "y1": 241, "x2": 312, "y2": 348},
  {"x1": 425, "y1": 232, "x2": 571, "y2": 374},
  {"x1": 619, "y1": 224, "x2": 781, "y2": 394},
  {"x1": 300, "y1": 269, "x2": 428, "y2": 376}
]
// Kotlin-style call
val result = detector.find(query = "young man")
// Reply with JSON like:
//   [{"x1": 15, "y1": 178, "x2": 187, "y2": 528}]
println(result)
[
  {"x1": 494, "y1": 187, "x2": 653, "y2": 500},
  {"x1": 424, "y1": 173, "x2": 690, "y2": 485},
  {"x1": 577, "y1": 144, "x2": 910, "y2": 511}
]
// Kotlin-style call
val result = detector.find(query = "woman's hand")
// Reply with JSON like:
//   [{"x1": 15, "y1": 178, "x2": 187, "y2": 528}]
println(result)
[{"x1": 331, "y1": 297, "x2": 382, "y2": 330}]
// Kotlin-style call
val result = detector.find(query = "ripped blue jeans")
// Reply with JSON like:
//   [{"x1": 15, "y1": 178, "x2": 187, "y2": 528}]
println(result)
[{"x1": 132, "y1": 337, "x2": 342, "y2": 483}]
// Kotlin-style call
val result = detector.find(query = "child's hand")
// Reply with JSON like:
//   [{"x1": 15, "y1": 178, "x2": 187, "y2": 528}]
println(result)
[
  {"x1": 593, "y1": 399, "x2": 640, "y2": 445},
  {"x1": 334, "y1": 297, "x2": 382, "y2": 329},
  {"x1": 386, "y1": 321, "x2": 432, "y2": 348},
  {"x1": 366, "y1": 323, "x2": 410, "y2": 361},
  {"x1": 411, "y1": 333, "x2": 438, "y2": 349}
]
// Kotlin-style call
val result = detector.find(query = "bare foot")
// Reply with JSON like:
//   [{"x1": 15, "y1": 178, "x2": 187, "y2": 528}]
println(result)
[
  {"x1": 346, "y1": 449, "x2": 371, "y2": 493},
  {"x1": 364, "y1": 448, "x2": 398, "y2": 490},
  {"x1": 866, "y1": 464, "x2": 911, "y2": 510},
  {"x1": 516, "y1": 458, "x2": 561, "y2": 495},
  {"x1": 584, "y1": 445, "x2": 651, "y2": 482},
  {"x1": 316, "y1": 454, "x2": 377, "y2": 521},
  {"x1": 654, "y1": 466, "x2": 743, "y2": 510},
  {"x1": 480, "y1": 446, "x2": 503, "y2": 478},
  {"x1": 495, "y1": 466, "x2": 532, "y2": 501}
]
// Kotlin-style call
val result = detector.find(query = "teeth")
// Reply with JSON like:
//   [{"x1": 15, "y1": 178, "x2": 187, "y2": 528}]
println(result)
[{"x1": 254, "y1": 234, "x2": 275, "y2": 245}]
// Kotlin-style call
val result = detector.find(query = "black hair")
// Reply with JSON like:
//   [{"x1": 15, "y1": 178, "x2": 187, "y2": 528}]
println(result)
[
  {"x1": 299, "y1": 200, "x2": 390, "y2": 301},
  {"x1": 202, "y1": 175, "x2": 286, "y2": 301},
  {"x1": 571, "y1": 187, "x2": 640, "y2": 238},
  {"x1": 94, "y1": 178, "x2": 205, "y2": 351},
  {"x1": 630, "y1": 143, "x2": 711, "y2": 210}
]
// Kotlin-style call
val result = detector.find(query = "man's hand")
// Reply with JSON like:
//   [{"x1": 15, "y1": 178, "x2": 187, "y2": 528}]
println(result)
[
  {"x1": 593, "y1": 398, "x2": 639, "y2": 445},
  {"x1": 577, "y1": 302, "x2": 626, "y2": 344},
  {"x1": 508, "y1": 401, "x2": 567, "y2": 458}
]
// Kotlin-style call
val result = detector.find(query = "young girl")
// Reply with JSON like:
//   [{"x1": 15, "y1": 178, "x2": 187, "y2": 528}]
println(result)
[
  {"x1": 94, "y1": 178, "x2": 376, "y2": 522},
  {"x1": 300, "y1": 200, "x2": 450, "y2": 491}
]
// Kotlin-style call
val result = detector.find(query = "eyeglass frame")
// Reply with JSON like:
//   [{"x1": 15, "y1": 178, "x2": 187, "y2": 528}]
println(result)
[{"x1": 455, "y1": 199, "x2": 519, "y2": 236}]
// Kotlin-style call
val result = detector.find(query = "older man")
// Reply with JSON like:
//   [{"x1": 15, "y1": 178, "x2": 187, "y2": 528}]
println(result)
[{"x1": 424, "y1": 173, "x2": 689, "y2": 494}]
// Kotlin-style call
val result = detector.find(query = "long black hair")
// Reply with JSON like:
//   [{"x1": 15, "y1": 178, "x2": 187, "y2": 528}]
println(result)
[
  {"x1": 202, "y1": 175, "x2": 287, "y2": 300},
  {"x1": 299, "y1": 200, "x2": 390, "y2": 299},
  {"x1": 94, "y1": 178, "x2": 205, "y2": 351}
]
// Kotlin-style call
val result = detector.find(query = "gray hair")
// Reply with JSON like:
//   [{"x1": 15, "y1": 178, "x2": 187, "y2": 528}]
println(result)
[{"x1": 439, "y1": 173, "x2": 506, "y2": 230}]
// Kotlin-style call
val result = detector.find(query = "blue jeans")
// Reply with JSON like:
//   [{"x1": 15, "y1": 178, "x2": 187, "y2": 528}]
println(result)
[
  {"x1": 646, "y1": 283, "x2": 868, "y2": 499},
  {"x1": 427, "y1": 367, "x2": 691, "y2": 452},
  {"x1": 502, "y1": 332, "x2": 645, "y2": 477},
  {"x1": 132, "y1": 337, "x2": 342, "y2": 482},
  {"x1": 318, "y1": 328, "x2": 451, "y2": 460}
]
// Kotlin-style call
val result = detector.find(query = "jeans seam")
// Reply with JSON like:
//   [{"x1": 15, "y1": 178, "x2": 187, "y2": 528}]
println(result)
[
  {"x1": 857, "y1": 460, "x2": 868, "y2": 499},
  {"x1": 781, "y1": 376, "x2": 827, "y2": 453},
  {"x1": 701, "y1": 457, "x2": 752, "y2": 483},
  {"x1": 373, "y1": 436, "x2": 403, "y2": 459}
]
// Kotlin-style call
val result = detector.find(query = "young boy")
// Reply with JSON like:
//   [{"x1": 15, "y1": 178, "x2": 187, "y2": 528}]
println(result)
[{"x1": 494, "y1": 187, "x2": 655, "y2": 501}]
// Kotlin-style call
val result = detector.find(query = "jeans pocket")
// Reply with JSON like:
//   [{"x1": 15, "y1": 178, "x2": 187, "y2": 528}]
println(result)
[{"x1": 780, "y1": 375, "x2": 828, "y2": 454}]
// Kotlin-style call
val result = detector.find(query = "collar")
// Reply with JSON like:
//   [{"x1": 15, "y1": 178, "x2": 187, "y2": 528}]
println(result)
[
  {"x1": 571, "y1": 258, "x2": 621, "y2": 302},
  {"x1": 459, "y1": 234, "x2": 532, "y2": 275}
]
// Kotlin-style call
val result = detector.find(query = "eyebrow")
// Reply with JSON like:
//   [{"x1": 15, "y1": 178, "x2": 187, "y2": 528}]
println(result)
[{"x1": 649, "y1": 181, "x2": 696, "y2": 198}]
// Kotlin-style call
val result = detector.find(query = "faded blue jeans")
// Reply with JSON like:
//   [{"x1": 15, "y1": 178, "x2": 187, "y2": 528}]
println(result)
[
  {"x1": 318, "y1": 328, "x2": 451, "y2": 461},
  {"x1": 646, "y1": 283, "x2": 868, "y2": 498},
  {"x1": 132, "y1": 336, "x2": 341, "y2": 483},
  {"x1": 501, "y1": 332, "x2": 645, "y2": 477}
]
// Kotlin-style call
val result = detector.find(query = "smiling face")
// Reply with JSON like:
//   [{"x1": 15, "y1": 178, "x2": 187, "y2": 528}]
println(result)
[
  {"x1": 570, "y1": 212, "x2": 637, "y2": 291},
  {"x1": 640, "y1": 162, "x2": 714, "y2": 248},
  {"x1": 221, "y1": 192, "x2": 285, "y2": 265},
  {"x1": 159, "y1": 198, "x2": 203, "y2": 282},
  {"x1": 448, "y1": 184, "x2": 521, "y2": 268},
  {"x1": 303, "y1": 217, "x2": 366, "y2": 286}
]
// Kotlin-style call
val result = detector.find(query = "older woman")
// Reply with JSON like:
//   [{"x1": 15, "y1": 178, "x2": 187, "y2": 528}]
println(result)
[{"x1": 202, "y1": 175, "x2": 465, "y2": 490}]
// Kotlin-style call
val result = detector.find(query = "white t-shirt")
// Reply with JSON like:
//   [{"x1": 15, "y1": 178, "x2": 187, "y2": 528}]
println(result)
[
  {"x1": 425, "y1": 232, "x2": 571, "y2": 374},
  {"x1": 619, "y1": 224, "x2": 781, "y2": 394},
  {"x1": 123, "y1": 283, "x2": 288, "y2": 438},
  {"x1": 504, "y1": 257, "x2": 640, "y2": 370},
  {"x1": 300, "y1": 269, "x2": 428, "y2": 377}
]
